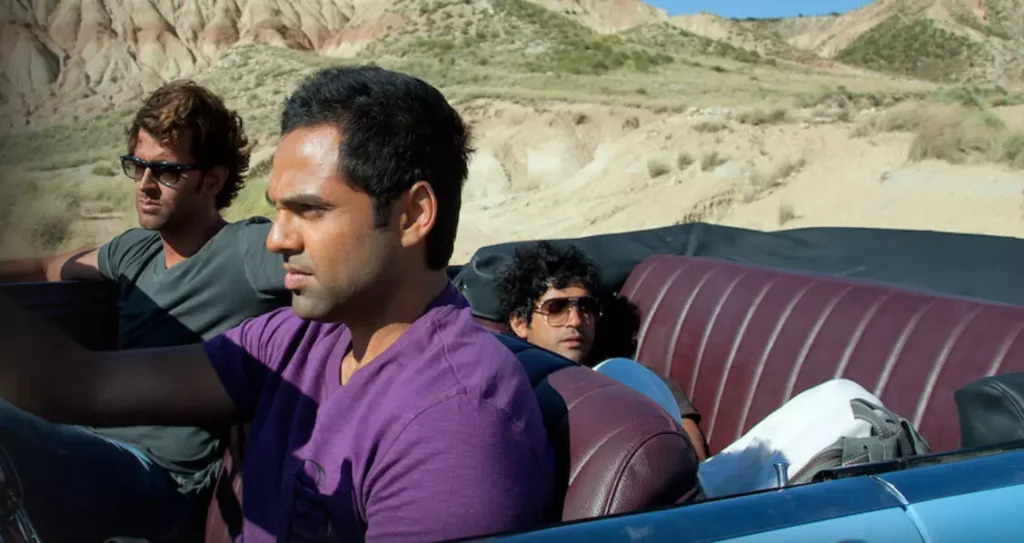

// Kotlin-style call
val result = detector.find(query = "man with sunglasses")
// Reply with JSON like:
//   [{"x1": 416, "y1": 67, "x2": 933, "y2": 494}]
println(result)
[
  {"x1": 0, "y1": 81, "x2": 289, "y2": 540},
  {"x1": 496, "y1": 241, "x2": 710, "y2": 460}
]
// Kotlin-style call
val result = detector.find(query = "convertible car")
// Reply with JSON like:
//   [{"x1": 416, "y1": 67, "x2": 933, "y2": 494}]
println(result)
[{"x1": 4, "y1": 222, "x2": 1024, "y2": 542}]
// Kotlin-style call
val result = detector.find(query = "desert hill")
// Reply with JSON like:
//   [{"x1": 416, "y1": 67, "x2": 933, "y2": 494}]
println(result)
[
  {"x1": 0, "y1": 0, "x2": 677, "y2": 123},
  {"x1": 1, "y1": 0, "x2": 412, "y2": 118},
  {"x1": 671, "y1": 0, "x2": 1024, "y2": 84},
  {"x1": 2, "y1": 0, "x2": 1022, "y2": 126},
  {"x1": 530, "y1": 0, "x2": 667, "y2": 32},
  {"x1": 0, "y1": 0, "x2": 1022, "y2": 262}
]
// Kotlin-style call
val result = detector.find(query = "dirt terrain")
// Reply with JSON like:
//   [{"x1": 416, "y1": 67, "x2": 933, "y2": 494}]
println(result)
[
  {"x1": 451, "y1": 100, "x2": 1024, "y2": 262},
  {"x1": 0, "y1": 0, "x2": 1022, "y2": 262}
]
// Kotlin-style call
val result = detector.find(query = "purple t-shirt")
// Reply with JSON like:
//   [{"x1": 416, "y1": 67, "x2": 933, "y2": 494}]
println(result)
[{"x1": 204, "y1": 282, "x2": 556, "y2": 542}]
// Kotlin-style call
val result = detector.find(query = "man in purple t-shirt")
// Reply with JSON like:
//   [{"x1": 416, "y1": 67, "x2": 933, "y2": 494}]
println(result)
[{"x1": 0, "y1": 66, "x2": 556, "y2": 542}]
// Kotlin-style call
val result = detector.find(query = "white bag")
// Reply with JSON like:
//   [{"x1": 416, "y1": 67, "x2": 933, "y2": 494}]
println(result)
[{"x1": 696, "y1": 378, "x2": 881, "y2": 499}]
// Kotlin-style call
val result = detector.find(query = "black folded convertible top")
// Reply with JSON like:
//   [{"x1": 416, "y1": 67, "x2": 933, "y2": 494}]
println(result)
[{"x1": 452, "y1": 222, "x2": 1024, "y2": 322}]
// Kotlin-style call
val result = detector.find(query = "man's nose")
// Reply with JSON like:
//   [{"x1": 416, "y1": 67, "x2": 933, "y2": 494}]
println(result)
[
  {"x1": 265, "y1": 214, "x2": 300, "y2": 256},
  {"x1": 139, "y1": 169, "x2": 160, "y2": 191},
  {"x1": 564, "y1": 305, "x2": 584, "y2": 327}
]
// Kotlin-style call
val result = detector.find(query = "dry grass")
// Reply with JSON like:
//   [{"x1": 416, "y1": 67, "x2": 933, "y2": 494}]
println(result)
[
  {"x1": 851, "y1": 101, "x2": 930, "y2": 136},
  {"x1": 79, "y1": 177, "x2": 135, "y2": 215},
  {"x1": 693, "y1": 120, "x2": 729, "y2": 133},
  {"x1": 778, "y1": 203, "x2": 797, "y2": 226},
  {"x1": 735, "y1": 107, "x2": 790, "y2": 125},
  {"x1": 743, "y1": 156, "x2": 807, "y2": 203},
  {"x1": 700, "y1": 150, "x2": 729, "y2": 171},
  {"x1": 851, "y1": 99, "x2": 1024, "y2": 169},
  {"x1": 91, "y1": 162, "x2": 117, "y2": 177},
  {"x1": 999, "y1": 132, "x2": 1024, "y2": 169},
  {"x1": 646, "y1": 157, "x2": 672, "y2": 179},
  {"x1": 907, "y1": 105, "x2": 1023, "y2": 167},
  {"x1": 0, "y1": 177, "x2": 84, "y2": 256},
  {"x1": 224, "y1": 178, "x2": 273, "y2": 223},
  {"x1": 247, "y1": 157, "x2": 274, "y2": 180},
  {"x1": 676, "y1": 152, "x2": 695, "y2": 170}
]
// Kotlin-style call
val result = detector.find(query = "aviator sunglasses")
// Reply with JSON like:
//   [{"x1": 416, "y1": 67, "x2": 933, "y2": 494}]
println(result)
[
  {"x1": 120, "y1": 155, "x2": 202, "y2": 189},
  {"x1": 534, "y1": 296, "x2": 603, "y2": 327}
]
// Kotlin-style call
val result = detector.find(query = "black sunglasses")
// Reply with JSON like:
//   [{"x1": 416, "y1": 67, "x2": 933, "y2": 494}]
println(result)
[
  {"x1": 120, "y1": 155, "x2": 201, "y2": 188},
  {"x1": 534, "y1": 296, "x2": 603, "y2": 327}
]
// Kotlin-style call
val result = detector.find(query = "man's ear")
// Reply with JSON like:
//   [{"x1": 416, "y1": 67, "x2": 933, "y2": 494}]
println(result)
[
  {"x1": 397, "y1": 181, "x2": 436, "y2": 248},
  {"x1": 509, "y1": 313, "x2": 530, "y2": 340},
  {"x1": 200, "y1": 166, "x2": 228, "y2": 198}
]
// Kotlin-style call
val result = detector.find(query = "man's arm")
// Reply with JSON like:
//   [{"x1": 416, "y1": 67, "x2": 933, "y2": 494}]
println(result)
[
  {"x1": 0, "y1": 293, "x2": 241, "y2": 427},
  {"x1": 655, "y1": 373, "x2": 710, "y2": 461},
  {"x1": 364, "y1": 396, "x2": 552, "y2": 541},
  {"x1": 682, "y1": 417, "x2": 709, "y2": 462},
  {"x1": 0, "y1": 247, "x2": 103, "y2": 283}
]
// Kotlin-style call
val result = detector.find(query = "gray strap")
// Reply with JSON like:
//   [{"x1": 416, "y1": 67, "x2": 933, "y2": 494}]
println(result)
[{"x1": 850, "y1": 398, "x2": 898, "y2": 439}]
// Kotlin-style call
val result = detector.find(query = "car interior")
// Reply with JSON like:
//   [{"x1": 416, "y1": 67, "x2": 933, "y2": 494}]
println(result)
[{"x1": 5, "y1": 249, "x2": 1024, "y2": 542}]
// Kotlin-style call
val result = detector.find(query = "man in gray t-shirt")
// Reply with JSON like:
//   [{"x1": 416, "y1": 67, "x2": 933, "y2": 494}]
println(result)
[
  {"x1": 0, "y1": 81, "x2": 288, "y2": 542},
  {"x1": 88, "y1": 217, "x2": 287, "y2": 489}
]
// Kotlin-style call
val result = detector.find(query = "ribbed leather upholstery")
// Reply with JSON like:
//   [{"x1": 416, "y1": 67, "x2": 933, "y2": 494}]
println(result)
[
  {"x1": 205, "y1": 333, "x2": 700, "y2": 541},
  {"x1": 620, "y1": 255, "x2": 1024, "y2": 454}
]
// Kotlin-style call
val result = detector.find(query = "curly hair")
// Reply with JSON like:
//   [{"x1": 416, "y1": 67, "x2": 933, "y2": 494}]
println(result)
[
  {"x1": 126, "y1": 80, "x2": 251, "y2": 210},
  {"x1": 495, "y1": 241, "x2": 602, "y2": 324}
]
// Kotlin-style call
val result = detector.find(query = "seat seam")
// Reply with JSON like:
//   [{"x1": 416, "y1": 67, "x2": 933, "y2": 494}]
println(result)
[
  {"x1": 658, "y1": 265, "x2": 721, "y2": 392},
  {"x1": 782, "y1": 284, "x2": 855, "y2": 403},
  {"x1": 620, "y1": 257, "x2": 660, "y2": 300},
  {"x1": 833, "y1": 291, "x2": 894, "y2": 379},
  {"x1": 984, "y1": 321, "x2": 1024, "y2": 377},
  {"x1": 706, "y1": 276, "x2": 777, "y2": 444},
  {"x1": 693, "y1": 269, "x2": 749, "y2": 443},
  {"x1": 912, "y1": 305, "x2": 984, "y2": 427},
  {"x1": 634, "y1": 260, "x2": 691, "y2": 364},
  {"x1": 735, "y1": 280, "x2": 811, "y2": 439},
  {"x1": 875, "y1": 299, "x2": 938, "y2": 397}
]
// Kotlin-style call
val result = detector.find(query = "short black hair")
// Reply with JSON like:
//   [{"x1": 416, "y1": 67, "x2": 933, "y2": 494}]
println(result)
[
  {"x1": 280, "y1": 65, "x2": 472, "y2": 269},
  {"x1": 495, "y1": 241, "x2": 602, "y2": 324}
]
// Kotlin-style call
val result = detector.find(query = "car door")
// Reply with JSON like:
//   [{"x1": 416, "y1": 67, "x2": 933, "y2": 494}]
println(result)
[{"x1": 0, "y1": 280, "x2": 119, "y2": 351}]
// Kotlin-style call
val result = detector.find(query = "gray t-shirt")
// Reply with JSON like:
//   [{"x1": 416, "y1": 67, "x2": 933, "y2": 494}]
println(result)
[{"x1": 91, "y1": 216, "x2": 290, "y2": 493}]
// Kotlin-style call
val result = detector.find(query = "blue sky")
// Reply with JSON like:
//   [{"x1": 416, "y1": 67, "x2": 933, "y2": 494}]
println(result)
[{"x1": 647, "y1": 0, "x2": 872, "y2": 19}]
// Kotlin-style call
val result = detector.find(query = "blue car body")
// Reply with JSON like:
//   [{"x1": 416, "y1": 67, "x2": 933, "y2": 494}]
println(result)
[{"x1": 478, "y1": 441, "x2": 1024, "y2": 543}]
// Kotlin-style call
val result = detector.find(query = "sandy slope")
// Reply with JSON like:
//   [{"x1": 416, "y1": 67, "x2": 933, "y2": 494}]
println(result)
[
  {"x1": 4, "y1": 97, "x2": 1019, "y2": 263},
  {"x1": 451, "y1": 102, "x2": 1024, "y2": 263}
]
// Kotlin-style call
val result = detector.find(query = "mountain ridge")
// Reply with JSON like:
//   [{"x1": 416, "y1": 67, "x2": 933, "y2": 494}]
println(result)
[
  {"x1": 669, "y1": 0, "x2": 1024, "y2": 84},
  {"x1": 1, "y1": 0, "x2": 1021, "y2": 128}
]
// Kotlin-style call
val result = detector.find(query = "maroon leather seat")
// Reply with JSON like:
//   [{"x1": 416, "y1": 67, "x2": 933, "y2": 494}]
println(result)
[
  {"x1": 496, "y1": 334, "x2": 701, "y2": 519},
  {"x1": 620, "y1": 255, "x2": 1024, "y2": 455},
  {"x1": 205, "y1": 333, "x2": 700, "y2": 541}
]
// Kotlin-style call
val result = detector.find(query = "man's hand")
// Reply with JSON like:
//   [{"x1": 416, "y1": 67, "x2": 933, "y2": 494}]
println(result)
[
  {"x1": 0, "y1": 247, "x2": 103, "y2": 283},
  {"x1": 0, "y1": 293, "x2": 240, "y2": 427}
]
